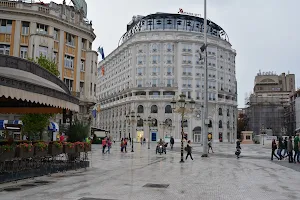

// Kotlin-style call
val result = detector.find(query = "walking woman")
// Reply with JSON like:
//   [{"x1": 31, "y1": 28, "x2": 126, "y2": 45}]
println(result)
[
  {"x1": 186, "y1": 140, "x2": 193, "y2": 160},
  {"x1": 271, "y1": 139, "x2": 279, "y2": 161}
]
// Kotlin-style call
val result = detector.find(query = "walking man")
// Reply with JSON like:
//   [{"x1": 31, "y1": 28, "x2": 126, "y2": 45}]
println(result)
[
  {"x1": 294, "y1": 134, "x2": 299, "y2": 163},
  {"x1": 185, "y1": 140, "x2": 193, "y2": 160},
  {"x1": 288, "y1": 136, "x2": 294, "y2": 163},
  {"x1": 208, "y1": 139, "x2": 214, "y2": 153}
]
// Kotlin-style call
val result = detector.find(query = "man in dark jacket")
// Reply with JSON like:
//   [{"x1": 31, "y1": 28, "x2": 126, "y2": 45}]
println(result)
[
  {"x1": 288, "y1": 136, "x2": 294, "y2": 163},
  {"x1": 170, "y1": 136, "x2": 174, "y2": 149}
]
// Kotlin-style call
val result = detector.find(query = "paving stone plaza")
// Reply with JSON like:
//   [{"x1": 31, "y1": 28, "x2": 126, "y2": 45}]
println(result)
[{"x1": 1, "y1": 143, "x2": 300, "y2": 200}]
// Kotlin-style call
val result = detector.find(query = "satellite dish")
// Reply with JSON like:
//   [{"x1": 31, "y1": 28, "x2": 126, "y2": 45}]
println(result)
[{"x1": 71, "y1": 0, "x2": 87, "y2": 18}]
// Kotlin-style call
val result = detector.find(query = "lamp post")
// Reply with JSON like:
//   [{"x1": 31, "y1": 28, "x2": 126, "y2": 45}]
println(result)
[
  {"x1": 144, "y1": 116, "x2": 153, "y2": 149},
  {"x1": 171, "y1": 94, "x2": 195, "y2": 163},
  {"x1": 261, "y1": 123, "x2": 265, "y2": 145},
  {"x1": 126, "y1": 111, "x2": 140, "y2": 152}
]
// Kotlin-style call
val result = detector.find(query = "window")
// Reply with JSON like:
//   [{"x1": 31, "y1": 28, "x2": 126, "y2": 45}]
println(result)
[
  {"x1": 182, "y1": 55, "x2": 192, "y2": 63},
  {"x1": 167, "y1": 67, "x2": 173, "y2": 75},
  {"x1": 137, "y1": 105, "x2": 144, "y2": 113},
  {"x1": 82, "y1": 38, "x2": 86, "y2": 49},
  {"x1": 219, "y1": 108, "x2": 223, "y2": 116},
  {"x1": 165, "y1": 105, "x2": 172, "y2": 113},
  {"x1": 20, "y1": 46, "x2": 28, "y2": 59},
  {"x1": 21, "y1": 22, "x2": 29, "y2": 35},
  {"x1": 64, "y1": 55, "x2": 74, "y2": 69},
  {"x1": 182, "y1": 91, "x2": 191, "y2": 99},
  {"x1": 137, "y1": 68, "x2": 143, "y2": 75},
  {"x1": 137, "y1": 79, "x2": 142, "y2": 87},
  {"x1": 196, "y1": 91, "x2": 201, "y2": 99},
  {"x1": 80, "y1": 82, "x2": 84, "y2": 94},
  {"x1": 0, "y1": 44, "x2": 10, "y2": 55},
  {"x1": 167, "y1": 79, "x2": 173, "y2": 86},
  {"x1": 166, "y1": 55, "x2": 173, "y2": 63},
  {"x1": 80, "y1": 60, "x2": 85, "y2": 71},
  {"x1": 152, "y1": 43, "x2": 160, "y2": 52},
  {"x1": 90, "y1": 83, "x2": 92, "y2": 95},
  {"x1": 91, "y1": 60, "x2": 93, "y2": 73},
  {"x1": 36, "y1": 23, "x2": 48, "y2": 34},
  {"x1": 64, "y1": 78, "x2": 73, "y2": 91},
  {"x1": 39, "y1": 46, "x2": 48, "y2": 57},
  {"x1": 219, "y1": 120, "x2": 223, "y2": 128},
  {"x1": 0, "y1": 19, "x2": 12, "y2": 33},
  {"x1": 166, "y1": 43, "x2": 173, "y2": 52},
  {"x1": 151, "y1": 105, "x2": 158, "y2": 113},
  {"x1": 151, "y1": 79, "x2": 159, "y2": 87},
  {"x1": 66, "y1": 32, "x2": 75, "y2": 46},
  {"x1": 54, "y1": 28, "x2": 59, "y2": 40},
  {"x1": 94, "y1": 84, "x2": 96, "y2": 96},
  {"x1": 152, "y1": 55, "x2": 160, "y2": 63},
  {"x1": 152, "y1": 67, "x2": 160, "y2": 74},
  {"x1": 246, "y1": 136, "x2": 251, "y2": 140}
]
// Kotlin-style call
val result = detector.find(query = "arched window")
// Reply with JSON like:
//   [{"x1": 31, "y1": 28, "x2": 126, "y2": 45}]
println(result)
[
  {"x1": 165, "y1": 105, "x2": 172, "y2": 113},
  {"x1": 219, "y1": 108, "x2": 222, "y2": 116},
  {"x1": 152, "y1": 118, "x2": 158, "y2": 127},
  {"x1": 208, "y1": 120, "x2": 213, "y2": 128},
  {"x1": 165, "y1": 118, "x2": 172, "y2": 126},
  {"x1": 227, "y1": 109, "x2": 230, "y2": 116},
  {"x1": 137, "y1": 118, "x2": 144, "y2": 127},
  {"x1": 219, "y1": 120, "x2": 222, "y2": 128},
  {"x1": 137, "y1": 105, "x2": 144, "y2": 113},
  {"x1": 151, "y1": 105, "x2": 158, "y2": 113}
]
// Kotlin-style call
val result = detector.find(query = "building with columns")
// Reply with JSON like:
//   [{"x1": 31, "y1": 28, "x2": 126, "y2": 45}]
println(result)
[
  {"x1": 0, "y1": 0, "x2": 97, "y2": 126},
  {"x1": 97, "y1": 13, "x2": 237, "y2": 143}
]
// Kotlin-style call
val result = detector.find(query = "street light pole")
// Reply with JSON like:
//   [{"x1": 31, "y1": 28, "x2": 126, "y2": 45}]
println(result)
[
  {"x1": 147, "y1": 116, "x2": 152, "y2": 149},
  {"x1": 171, "y1": 94, "x2": 195, "y2": 163},
  {"x1": 126, "y1": 111, "x2": 140, "y2": 153},
  {"x1": 202, "y1": 0, "x2": 209, "y2": 157}
]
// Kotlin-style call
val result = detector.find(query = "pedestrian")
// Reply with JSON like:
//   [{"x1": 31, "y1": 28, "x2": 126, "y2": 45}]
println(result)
[
  {"x1": 140, "y1": 137, "x2": 143, "y2": 145},
  {"x1": 277, "y1": 137, "x2": 284, "y2": 160},
  {"x1": 185, "y1": 140, "x2": 193, "y2": 160},
  {"x1": 102, "y1": 137, "x2": 107, "y2": 154},
  {"x1": 288, "y1": 136, "x2": 294, "y2": 163},
  {"x1": 293, "y1": 134, "x2": 299, "y2": 163},
  {"x1": 271, "y1": 139, "x2": 279, "y2": 161},
  {"x1": 124, "y1": 138, "x2": 128, "y2": 153},
  {"x1": 170, "y1": 136, "x2": 174, "y2": 149},
  {"x1": 120, "y1": 138, "x2": 124, "y2": 152},
  {"x1": 106, "y1": 138, "x2": 112, "y2": 154},
  {"x1": 283, "y1": 137, "x2": 288, "y2": 158},
  {"x1": 143, "y1": 137, "x2": 146, "y2": 145},
  {"x1": 208, "y1": 139, "x2": 214, "y2": 153}
]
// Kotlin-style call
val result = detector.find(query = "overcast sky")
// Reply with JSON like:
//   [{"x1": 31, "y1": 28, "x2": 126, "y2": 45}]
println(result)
[{"x1": 48, "y1": 0, "x2": 300, "y2": 107}]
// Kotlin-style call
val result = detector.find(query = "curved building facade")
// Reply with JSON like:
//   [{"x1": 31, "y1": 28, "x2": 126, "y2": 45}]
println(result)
[
  {"x1": 0, "y1": 0, "x2": 98, "y2": 124},
  {"x1": 97, "y1": 13, "x2": 237, "y2": 143}
]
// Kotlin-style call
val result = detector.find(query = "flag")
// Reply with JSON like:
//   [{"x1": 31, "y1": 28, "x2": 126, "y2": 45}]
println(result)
[{"x1": 98, "y1": 46, "x2": 105, "y2": 60}]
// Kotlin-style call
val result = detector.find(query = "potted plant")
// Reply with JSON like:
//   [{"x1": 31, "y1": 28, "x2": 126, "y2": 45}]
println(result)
[
  {"x1": 0, "y1": 144, "x2": 15, "y2": 162},
  {"x1": 48, "y1": 141, "x2": 63, "y2": 156},
  {"x1": 84, "y1": 142, "x2": 91, "y2": 152},
  {"x1": 16, "y1": 143, "x2": 34, "y2": 158},
  {"x1": 34, "y1": 141, "x2": 48, "y2": 157},
  {"x1": 63, "y1": 142, "x2": 75, "y2": 154},
  {"x1": 74, "y1": 142, "x2": 85, "y2": 153}
]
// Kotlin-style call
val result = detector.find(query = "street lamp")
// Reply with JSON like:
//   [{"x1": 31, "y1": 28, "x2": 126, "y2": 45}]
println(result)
[
  {"x1": 159, "y1": 122, "x2": 166, "y2": 141},
  {"x1": 260, "y1": 123, "x2": 265, "y2": 145},
  {"x1": 126, "y1": 111, "x2": 140, "y2": 152},
  {"x1": 171, "y1": 94, "x2": 195, "y2": 163}
]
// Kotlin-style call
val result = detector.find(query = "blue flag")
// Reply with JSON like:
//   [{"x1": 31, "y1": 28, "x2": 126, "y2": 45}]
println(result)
[{"x1": 98, "y1": 46, "x2": 105, "y2": 60}]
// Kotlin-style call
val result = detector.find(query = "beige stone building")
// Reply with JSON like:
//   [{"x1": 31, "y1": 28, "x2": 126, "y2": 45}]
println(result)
[{"x1": 0, "y1": 0, "x2": 97, "y2": 126}]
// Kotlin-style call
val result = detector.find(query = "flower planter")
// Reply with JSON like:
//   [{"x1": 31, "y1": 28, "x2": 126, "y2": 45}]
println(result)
[
  {"x1": 48, "y1": 144, "x2": 63, "y2": 156},
  {"x1": 34, "y1": 146, "x2": 48, "y2": 157},
  {"x1": 84, "y1": 144, "x2": 91, "y2": 152},
  {"x1": 16, "y1": 146, "x2": 34, "y2": 159},
  {"x1": 75, "y1": 145, "x2": 84, "y2": 153},
  {"x1": 63, "y1": 145, "x2": 75, "y2": 154},
  {"x1": 0, "y1": 146, "x2": 15, "y2": 162}
]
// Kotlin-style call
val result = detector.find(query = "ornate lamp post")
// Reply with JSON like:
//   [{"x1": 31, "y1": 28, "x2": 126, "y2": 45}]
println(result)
[
  {"x1": 171, "y1": 94, "x2": 195, "y2": 163},
  {"x1": 126, "y1": 111, "x2": 140, "y2": 152}
]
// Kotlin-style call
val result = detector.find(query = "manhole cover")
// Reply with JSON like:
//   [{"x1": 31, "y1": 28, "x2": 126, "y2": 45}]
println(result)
[
  {"x1": 20, "y1": 184, "x2": 37, "y2": 187},
  {"x1": 78, "y1": 198, "x2": 116, "y2": 200},
  {"x1": 143, "y1": 183, "x2": 169, "y2": 188},
  {"x1": 34, "y1": 181, "x2": 50, "y2": 184},
  {"x1": 3, "y1": 187, "x2": 22, "y2": 192}
]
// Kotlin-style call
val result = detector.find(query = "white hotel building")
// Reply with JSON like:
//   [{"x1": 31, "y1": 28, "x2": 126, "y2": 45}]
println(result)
[{"x1": 96, "y1": 13, "x2": 237, "y2": 143}]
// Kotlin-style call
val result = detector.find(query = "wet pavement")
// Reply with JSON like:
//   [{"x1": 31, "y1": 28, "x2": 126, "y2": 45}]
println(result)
[{"x1": 1, "y1": 143, "x2": 300, "y2": 200}]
